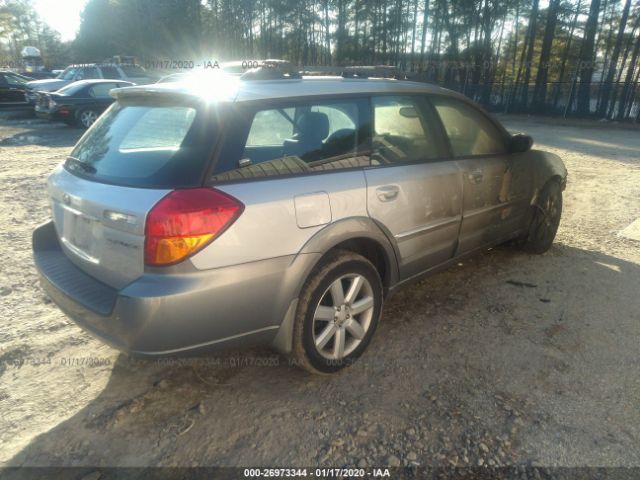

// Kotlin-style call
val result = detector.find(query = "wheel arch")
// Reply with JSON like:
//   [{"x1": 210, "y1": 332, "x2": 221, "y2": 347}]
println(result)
[
  {"x1": 529, "y1": 150, "x2": 568, "y2": 206},
  {"x1": 297, "y1": 216, "x2": 400, "y2": 293},
  {"x1": 271, "y1": 217, "x2": 400, "y2": 355}
]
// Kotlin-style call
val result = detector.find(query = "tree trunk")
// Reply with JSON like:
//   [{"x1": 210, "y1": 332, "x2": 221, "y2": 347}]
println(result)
[
  {"x1": 552, "y1": 0, "x2": 582, "y2": 111},
  {"x1": 576, "y1": 0, "x2": 602, "y2": 116},
  {"x1": 419, "y1": 0, "x2": 430, "y2": 73},
  {"x1": 410, "y1": 0, "x2": 419, "y2": 71},
  {"x1": 520, "y1": 0, "x2": 540, "y2": 109},
  {"x1": 598, "y1": 0, "x2": 632, "y2": 117},
  {"x1": 617, "y1": 18, "x2": 640, "y2": 120},
  {"x1": 532, "y1": 0, "x2": 560, "y2": 110}
]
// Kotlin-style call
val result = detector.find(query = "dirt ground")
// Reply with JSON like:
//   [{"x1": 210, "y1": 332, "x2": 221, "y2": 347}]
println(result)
[{"x1": 0, "y1": 114, "x2": 639, "y2": 471}]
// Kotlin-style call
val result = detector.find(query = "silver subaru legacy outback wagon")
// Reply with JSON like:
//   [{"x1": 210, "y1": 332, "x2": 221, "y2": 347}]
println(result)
[{"x1": 33, "y1": 70, "x2": 567, "y2": 374}]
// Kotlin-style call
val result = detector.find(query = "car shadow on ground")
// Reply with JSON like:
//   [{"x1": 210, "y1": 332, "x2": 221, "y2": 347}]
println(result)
[
  {"x1": 0, "y1": 124, "x2": 83, "y2": 148},
  {"x1": 5, "y1": 244, "x2": 640, "y2": 469}
]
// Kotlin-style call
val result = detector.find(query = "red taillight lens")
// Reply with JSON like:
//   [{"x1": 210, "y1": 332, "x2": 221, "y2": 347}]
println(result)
[{"x1": 145, "y1": 188, "x2": 244, "y2": 266}]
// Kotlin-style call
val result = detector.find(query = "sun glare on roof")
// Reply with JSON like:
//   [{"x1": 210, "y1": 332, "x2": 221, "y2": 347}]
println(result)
[{"x1": 174, "y1": 70, "x2": 241, "y2": 100}]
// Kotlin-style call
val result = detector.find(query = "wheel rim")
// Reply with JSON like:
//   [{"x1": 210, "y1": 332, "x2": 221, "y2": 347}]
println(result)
[
  {"x1": 81, "y1": 110, "x2": 97, "y2": 127},
  {"x1": 532, "y1": 191, "x2": 561, "y2": 243},
  {"x1": 312, "y1": 274, "x2": 375, "y2": 360}
]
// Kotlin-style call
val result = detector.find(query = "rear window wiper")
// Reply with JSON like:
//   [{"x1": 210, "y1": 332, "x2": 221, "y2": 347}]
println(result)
[{"x1": 66, "y1": 156, "x2": 97, "y2": 175}]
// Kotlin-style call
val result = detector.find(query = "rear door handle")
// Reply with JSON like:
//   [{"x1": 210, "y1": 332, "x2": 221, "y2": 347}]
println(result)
[
  {"x1": 376, "y1": 185, "x2": 399, "y2": 202},
  {"x1": 468, "y1": 169, "x2": 484, "y2": 184}
]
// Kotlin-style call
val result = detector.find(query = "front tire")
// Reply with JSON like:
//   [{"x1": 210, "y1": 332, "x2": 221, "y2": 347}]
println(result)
[
  {"x1": 291, "y1": 250, "x2": 383, "y2": 374},
  {"x1": 520, "y1": 179, "x2": 563, "y2": 254}
]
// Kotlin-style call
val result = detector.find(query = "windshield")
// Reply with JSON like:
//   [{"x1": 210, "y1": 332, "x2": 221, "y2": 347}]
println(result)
[
  {"x1": 57, "y1": 67, "x2": 77, "y2": 80},
  {"x1": 66, "y1": 98, "x2": 216, "y2": 188}
]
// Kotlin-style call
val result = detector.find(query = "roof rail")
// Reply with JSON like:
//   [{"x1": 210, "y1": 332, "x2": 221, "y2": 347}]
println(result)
[
  {"x1": 239, "y1": 60, "x2": 302, "y2": 81},
  {"x1": 238, "y1": 62, "x2": 408, "y2": 81},
  {"x1": 303, "y1": 65, "x2": 408, "y2": 79}
]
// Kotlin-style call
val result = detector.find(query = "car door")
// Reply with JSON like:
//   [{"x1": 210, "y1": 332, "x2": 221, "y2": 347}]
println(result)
[
  {"x1": 365, "y1": 95, "x2": 462, "y2": 280},
  {"x1": 0, "y1": 73, "x2": 27, "y2": 103},
  {"x1": 429, "y1": 95, "x2": 531, "y2": 254},
  {"x1": 0, "y1": 74, "x2": 10, "y2": 103}
]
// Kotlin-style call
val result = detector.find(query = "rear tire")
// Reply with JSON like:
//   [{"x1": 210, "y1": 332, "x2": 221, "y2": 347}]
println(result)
[
  {"x1": 519, "y1": 179, "x2": 563, "y2": 254},
  {"x1": 291, "y1": 250, "x2": 383, "y2": 374},
  {"x1": 77, "y1": 108, "x2": 98, "y2": 129}
]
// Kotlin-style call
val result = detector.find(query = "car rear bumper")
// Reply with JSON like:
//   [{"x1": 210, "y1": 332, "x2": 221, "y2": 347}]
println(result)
[
  {"x1": 35, "y1": 108, "x2": 70, "y2": 122},
  {"x1": 33, "y1": 221, "x2": 316, "y2": 356},
  {"x1": 35, "y1": 110, "x2": 54, "y2": 120}
]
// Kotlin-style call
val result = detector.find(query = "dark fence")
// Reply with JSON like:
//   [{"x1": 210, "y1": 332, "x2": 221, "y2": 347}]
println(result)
[
  {"x1": 411, "y1": 77, "x2": 640, "y2": 122},
  {"x1": 304, "y1": 65, "x2": 640, "y2": 122}
]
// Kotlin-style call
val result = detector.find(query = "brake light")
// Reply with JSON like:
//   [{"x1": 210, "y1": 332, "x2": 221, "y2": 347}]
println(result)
[{"x1": 145, "y1": 188, "x2": 244, "y2": 266}]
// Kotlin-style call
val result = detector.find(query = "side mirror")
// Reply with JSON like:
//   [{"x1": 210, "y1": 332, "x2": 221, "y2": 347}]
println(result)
[{"x1": 510, "y1": 133, "x2": 533, "y2": 153}]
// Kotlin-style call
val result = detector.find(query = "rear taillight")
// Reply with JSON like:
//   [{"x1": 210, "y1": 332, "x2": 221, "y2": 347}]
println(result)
[{"x1": 144, "y1": 188, "x2": 244, "y2": 266}]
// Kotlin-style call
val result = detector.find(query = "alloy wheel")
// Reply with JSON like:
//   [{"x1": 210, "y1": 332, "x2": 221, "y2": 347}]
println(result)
[
  {"x1": 312, "y1": 274, "x2": 375, "y2": 360},
  {"x1": 80, "y1": 110, "x2": 97, "y2": 128}
]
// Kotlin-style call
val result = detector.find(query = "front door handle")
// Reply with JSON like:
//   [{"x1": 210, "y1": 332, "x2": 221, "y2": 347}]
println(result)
[
  {"x1": 376, "y1": 185, "x2": 400, "y2": 202},
  {"x1": 468, "y1": 169, "x2": 484, "y2": 184}
]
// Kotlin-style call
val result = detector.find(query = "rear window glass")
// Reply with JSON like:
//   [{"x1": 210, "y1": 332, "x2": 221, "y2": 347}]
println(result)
[
  {"x1": 57, "y1": 82, "x2": 87, "y2": 95},
  {"x1": 66, "y1": 99, "x2": 214, "y2": 188},
  {"x1": 88, "y1": 83, "x2": 119, "y2": 98}
]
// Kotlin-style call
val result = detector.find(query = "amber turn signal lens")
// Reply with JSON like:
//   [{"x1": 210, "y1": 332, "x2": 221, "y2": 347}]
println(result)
[
  {"x1": 146, "y1": 234, "x2": 215, "y2": 266},
  {"x1": 144, "y1": 188, "x2": 244, "y2": 266}
]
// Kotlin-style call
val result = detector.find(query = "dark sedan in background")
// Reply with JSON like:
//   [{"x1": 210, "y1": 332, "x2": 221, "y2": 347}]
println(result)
[
  {"x1": 35, "y1": 79, "x2": 133, "y2": 128},
  {"x1": 0, "y1": 71, "x2": 33, "y2": 105}
]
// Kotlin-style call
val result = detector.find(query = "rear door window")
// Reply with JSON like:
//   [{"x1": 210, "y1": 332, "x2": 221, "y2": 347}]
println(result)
[
  {"x1": 212, "y1": 98, "x2": 371, "y2": 182},
  {"x1": 66, "y1": 98, "x2": 215, "y2": 188}
]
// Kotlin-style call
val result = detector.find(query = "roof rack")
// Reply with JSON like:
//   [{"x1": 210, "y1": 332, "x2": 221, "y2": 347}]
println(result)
[
  {"x1": 302, "y1": 65, "x2": 407, "y2": 79},
  {"x1": 239, "y1": 60, "x2": 302, "y2": 81},
  {"x1": 239, "y1": 62, "x2": 408, "y2": 81}
]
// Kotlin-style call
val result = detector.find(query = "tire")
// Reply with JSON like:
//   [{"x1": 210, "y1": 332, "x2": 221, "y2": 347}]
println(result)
[
  {"x1": 77, "y1": 108, "x2": 98, "y2": 129},
  {"x1": 520, "y1": 179, "x2": 563, "y2": 254},
  {"x1": 291, "y1": 250, "x2": 383, "y2": 374}
]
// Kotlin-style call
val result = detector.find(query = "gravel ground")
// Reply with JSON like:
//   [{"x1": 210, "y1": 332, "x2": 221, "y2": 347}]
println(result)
[{"x1": 0, "y1": 115, "x2": 639, "y2": 470}]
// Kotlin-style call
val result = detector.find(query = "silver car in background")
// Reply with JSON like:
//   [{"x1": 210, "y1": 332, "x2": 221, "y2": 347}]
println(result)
[{"x1": 33, "y1": 72, "x2": 567, "y2": 374}]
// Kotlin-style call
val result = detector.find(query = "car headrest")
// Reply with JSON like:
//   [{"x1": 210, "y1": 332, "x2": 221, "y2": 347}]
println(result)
[{"x1": 296, "y1": 112, "x2": 329, "y2": 141}]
